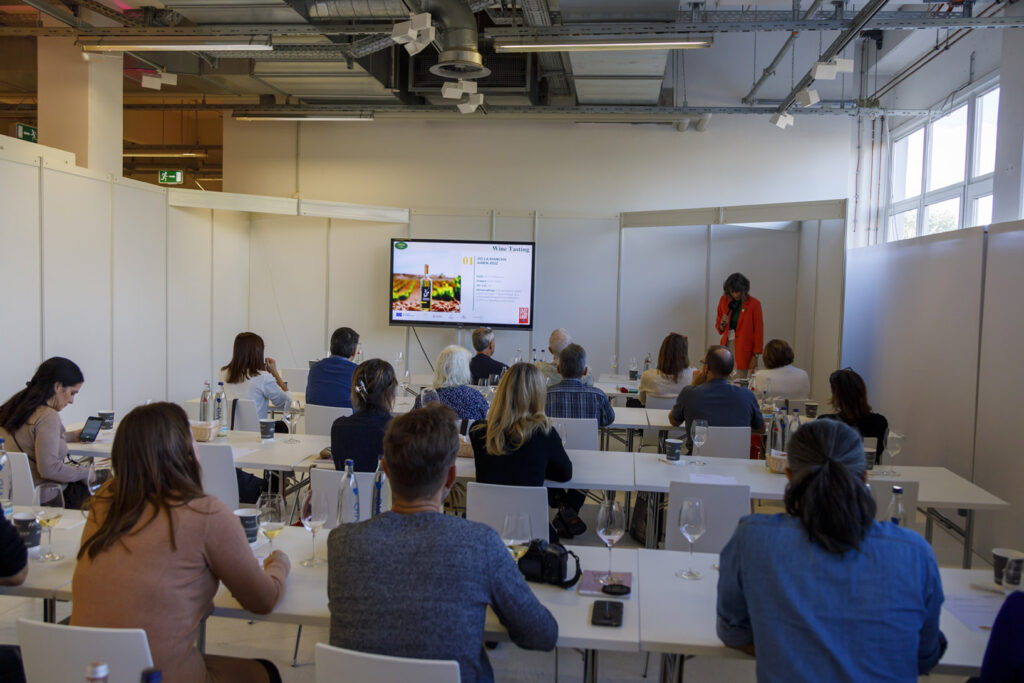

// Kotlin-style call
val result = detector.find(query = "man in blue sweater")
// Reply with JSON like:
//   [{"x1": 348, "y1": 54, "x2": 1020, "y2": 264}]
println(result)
[{"x1": 306, "y1": 327, "x2": 359, "y2": 408}]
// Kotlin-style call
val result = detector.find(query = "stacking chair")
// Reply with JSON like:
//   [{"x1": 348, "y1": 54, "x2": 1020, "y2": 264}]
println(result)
[
  {"x1": 18, "y1": 618, "x2": 153, "y2": 683},
  {"x1": 550, "y1": 417, "x2": 599, "y2": 451},
  {"x1": 315, "y1": 643, "x2": 460, "y2": 683},
  {"x1": 308, "y1": 467, "x2": 376, "y2": 530},
  {"x1": 229, "y1": 398, "x2": 259, "y2": 432},
  {"x1": 196, "y1": 443, "x2": 240, "y2": 511},
  {"x1": 665, "y1": 480, "x2": 751, "y2": 553},
  {"x1": 7, "y1": 451, "x2": 35, "y2": 505},
  {"x1": 466, "y1": 482, "x2": 550, "y2": 541},
  {"x1": 700, "y1": 426, "x2": 752, "y2": 460},
  {"x1": 305, "y1": 404, "x2": 353, "y2": 437}
]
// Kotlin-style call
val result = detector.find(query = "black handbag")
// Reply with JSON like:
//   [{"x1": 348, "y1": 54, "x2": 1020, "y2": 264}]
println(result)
[{"x1": 517, "y1": 539, "x2": 582, "y2": 588}]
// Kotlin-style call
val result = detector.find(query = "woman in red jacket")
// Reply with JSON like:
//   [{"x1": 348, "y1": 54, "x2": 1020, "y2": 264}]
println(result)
[{"x1": 715, "y1": 273, "x2": 764, "y2": 379}]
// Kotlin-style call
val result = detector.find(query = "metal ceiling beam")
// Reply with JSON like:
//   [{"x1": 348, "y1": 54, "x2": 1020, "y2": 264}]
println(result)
[
  {"x1": 0, "y1": 22, "x2": 398, "y2": 37},
  {"x1": 66, "y1": 0, "x2": 145, "y2": 27},
  {"x1": 741, "y1": 0, "x2": 826, "y2": 104}
]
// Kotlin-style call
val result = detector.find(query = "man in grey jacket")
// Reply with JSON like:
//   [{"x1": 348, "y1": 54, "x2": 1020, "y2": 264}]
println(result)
[{"x1": 327, "y1": 403, "x2": 558, "y2": 682}]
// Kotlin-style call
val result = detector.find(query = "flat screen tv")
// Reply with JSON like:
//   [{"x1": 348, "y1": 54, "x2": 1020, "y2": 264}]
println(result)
[{"x1": 389, "y1": 238, "x2": 535, "y2": 329}]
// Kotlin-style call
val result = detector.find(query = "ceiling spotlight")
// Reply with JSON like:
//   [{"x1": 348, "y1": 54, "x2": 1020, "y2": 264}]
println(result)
[
  {"x1": 695, "y1": 112, "x2": 712, "y2": 132},
  {"x1": 796, "y1": 87, "x2": 820, "y2": 107},
  {"x1": 404, "y1": 31, "x2": 435, "y2": 56},
  {"x1": 392, "y1": 13, "x2": 435, "y2": 55},
  {"x1": 457, "y1": 93, "x2": 484, "y2": 115},
  {"x1": 441, "y1": 79, "x2": 477, "y2": 100},
  {"x1": 770, "y1": 112, "x2": 795, "y2": 129},
  {"x1": 833, "y1": 57, "x2": 854, "y2": 73},
  {"x1": 161, "y1": 72, "x2": 178, "y2": 86},
  {"x1": 141, "y1": 74, "x2": 162, "y2": 90},
  {"x1": 811, "y1": 61, "x2": 838, "y2": 80}
]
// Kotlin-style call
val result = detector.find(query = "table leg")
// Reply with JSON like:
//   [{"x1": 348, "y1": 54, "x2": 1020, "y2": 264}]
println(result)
[
  {"x1": 627, "y1": 428, "x2": 635, "y2": 452},
  {"x1": 42, "y1": 598, "x2": 56, "y2": 623},
  {"x1": 197, "y1": 617, "x2": 207, "y2": 653},
  {"x1": 582, "y1": 649, "x2": 598, "y2": 683},
  {"x1": 962, "y1": 509, "x2": 974, "y2": 569},
  {"x1": 925, "y1": 507, "x2": 934, "y2": 543},
  {"x1": 645, "y1": 492, "x2": 662, "y2": 549},
  {"x1": 659, "y1": 653, "x2": 685, "y2": 683}
]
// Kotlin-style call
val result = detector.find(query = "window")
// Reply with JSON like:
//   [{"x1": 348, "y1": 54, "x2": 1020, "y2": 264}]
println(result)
[{"x1": 887, "y1": 84, "x2": 999, "y2": 241}]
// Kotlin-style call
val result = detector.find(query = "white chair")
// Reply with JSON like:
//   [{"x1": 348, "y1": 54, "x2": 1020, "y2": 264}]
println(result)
[
  {"x1": 18, "y1": 618, "x2": 153, "y2": 683},
  {"x1": 550, "y1": 417, "x2": 598, "y2": 451},
  {"x1": 281, "y1": 367, "x2": 308, "y2": 394},
  {"x1": 305, "y1": 404, "x2": 353, "y2": 437},
  {"x1": 315, "y1": 642, "x2": 460, "y2": 683},
  {"x1": 7, "y1": 452, "x2": 35, "y2": 505},
  {"x1": 309, "y1": 467, "x2": 376, "y2": 529},
  {"x1": 665, "y1": 481, "x2": 751, "y2": 553},
  {"x1": 701, "y1": 426, "x2": 752, "y2": 460},
  {"x1": 870, "y1": 478, "x2": 920, "y2": 525},
  {"x1": 466, "y1": 482, "x2": 550, "y2": 541},
  {"x1": 196, "y1": 443, "x2": 240, "y2": 511},
  {"x1": 229, "y1": 398, "x2": 259, "y2": 432}
]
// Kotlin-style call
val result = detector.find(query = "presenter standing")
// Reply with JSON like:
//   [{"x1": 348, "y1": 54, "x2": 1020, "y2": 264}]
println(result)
[{"x1": 715, "y1": 273, "x2": 763, "y2": 379}]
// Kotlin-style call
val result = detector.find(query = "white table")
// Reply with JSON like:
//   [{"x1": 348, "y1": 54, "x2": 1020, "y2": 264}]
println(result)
[
  {"x1": 636, "y1": 548, "x2": 993, "y2": 679},
  {"x1": 453, "y1": 449, "x2": 636, "y2": 492},
  {"x1": 0, "y1": 509, "x2": 85, "y2": 621},
  {"x1": 606, "y1": 407, "x2": 649, "y2": 451}
]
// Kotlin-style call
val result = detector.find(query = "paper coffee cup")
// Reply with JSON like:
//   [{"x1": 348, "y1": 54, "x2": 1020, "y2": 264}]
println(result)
[
  {"x1": 628, "y1": 370, "x2": 639, "y2": 381},
  {"x1": 98, "y1": 410, "x2": 115, "y2": 430},
  {"x1": 259, "y1": 419, "x2": 276, "y2": 441},
  {"x1": 234, "y1": 509, "x2": 260, "y2": 543},
  {"x1": 665, "y1": 438, "x2": 683, "y2": 461},
  {"x1": 993, "y1": 548, "x2": 1024, "y2": 585},
  {"x1": 804, "y1": 402, "x2": 819, "y2": 418},
  {"x1": 13, "y1": 512, "x2": 40, "y2": 548}
]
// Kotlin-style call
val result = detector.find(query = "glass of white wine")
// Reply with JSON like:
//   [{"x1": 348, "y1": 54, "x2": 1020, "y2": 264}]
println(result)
[
  {"x1": 299, "y1": 488, "x2": 328, "y2": 567},
  {"x1": 596, "y1": 500, "x2": 626, "y2": 585},
  {"x1": 33, "y1": 483, "x2": 65, "y2": 562},
  {"x1": 677, "y1": 497, "x2": 706, "y2": 580},
  {"x1": 257, "y1": 493, "x2": 285, "y2": 549},
  {"x1": 500, "y1": 512, "x2": 532, "y2": 562}
]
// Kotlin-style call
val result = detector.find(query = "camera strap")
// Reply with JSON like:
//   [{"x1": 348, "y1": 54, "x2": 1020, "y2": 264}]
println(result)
[{"x1": 557, "y1": 549, "x2": 582, "y2": 589}]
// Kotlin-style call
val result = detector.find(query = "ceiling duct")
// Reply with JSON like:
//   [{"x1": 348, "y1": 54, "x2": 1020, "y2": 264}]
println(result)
[{"x1": 305, "y1": 0, "x2": 490, "y2": 79}]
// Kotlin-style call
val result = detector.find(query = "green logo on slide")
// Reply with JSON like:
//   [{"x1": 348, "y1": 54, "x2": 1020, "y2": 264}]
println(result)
[{"x1": 395, "y1": 241, "x2": 408, "y2": 250}]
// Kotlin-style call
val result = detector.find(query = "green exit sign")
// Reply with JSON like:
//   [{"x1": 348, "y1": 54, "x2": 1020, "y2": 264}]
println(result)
[
  {"x1": 158, "y1": 170, "x2": 183, "y2": 185},
  {"x1": 15, "y1": 123, "x2": 37, "y2": 143}
]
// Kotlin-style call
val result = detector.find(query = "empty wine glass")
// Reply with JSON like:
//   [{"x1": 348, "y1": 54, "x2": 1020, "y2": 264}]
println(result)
[
  {"x1": 500, "y1": 512, "x2": 532, "y2": 561},
  {"x1": 881, "y1": 431, "x2": 904, "y2": 477},
  {"x1": 33, "y1": 483, "x2": 65, "y2": 562},
  {"x1": 677, "y1": 498, "x2": 706, "y2": 580},
  {"x1": 419, "y1": 388, "x2": 440, "y2": 407},
  {"x1": 394, "y1": 351, "x2": 404, "y2": 374},
  {"x1": 87, "y1": 459, "x2": 113, "y2": 496},
  {"x1": 596, "y1": 500, "x2": 626, "y2": 585},
  {"x1": 553, "y1": 420, "x2": 567, "y2": 447},
  {"x1": 285, "y1": 399, "x2": 303, "y2": 444},
  {"x1": 257, "y1": 493, "x2": 285, "y2": 549},
  {"x1": 299, "y1": 488, "x2": 328, "y2": 567},
  {"x1": 610, "y1": 353, "x2": 618, "y2": 375},
  {"x1": 690, "y1": 419, "x2": 709, "y2": 466}
]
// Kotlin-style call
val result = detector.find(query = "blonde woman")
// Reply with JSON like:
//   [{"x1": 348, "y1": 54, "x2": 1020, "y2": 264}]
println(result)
[
  {"x1": 469, "y1": 363, "x2": 574, "y2": 540},
  {"x1": 413, "y1": 345, "x2": 489, "y2": 422}
]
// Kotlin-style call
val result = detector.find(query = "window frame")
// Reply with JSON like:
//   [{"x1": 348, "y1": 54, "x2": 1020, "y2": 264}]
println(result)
[{"x1": 886, "y1": 77, "x2": 1000, "y2": 242}]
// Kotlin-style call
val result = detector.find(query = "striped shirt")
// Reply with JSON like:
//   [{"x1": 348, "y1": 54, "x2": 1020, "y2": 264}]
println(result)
[{"x1": 544, "y1": 379, "x2": 615, "y2": 427}]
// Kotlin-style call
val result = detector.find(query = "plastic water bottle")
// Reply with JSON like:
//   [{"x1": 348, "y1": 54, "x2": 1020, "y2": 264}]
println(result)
[
  {"x1": 338, "y1": 459, "x2": 360, "y2": 524},
  {"x1": 785, "y1": 409, "x2": 801, "y2": 449},
  {"x1": 85, "y1": 662, "x2": 110, "y2": 682},
  {"x1": 887, "y1": 485, "x2": 904, "y2": 526},
  {"x1": 214, "y1": 381, "x2": 227, "y2": 422},
  {"x1": 515, "y1": 346, "x2": 522, "y2": 364},
  {"x1": 531, "y1": 348, "x2": 537, "y2": 363},
  {"x1": 770, "y1": 406, "x2": 788, "y2": 453},
  {"x1": 215, "y1": 397, "x2": 228, "y2": 437},
  {"x1": 643, "y1": 353, "x2": 652, "y2": 373},
  {"x1": 140, "y1": 669, "x2": 162, "y2": 683},
  {"x1": 199, "y1": 381, "x2": 211, "y2": 421},
  {"x1": 0, "y1": 438, "x2": 11, "y2": 519},
  {"x1": 371, "y1": 455, "x2": 390, "y2": 517},
  {"x1": 355, "y1": 344, "x2": 364, "y2": 364}
]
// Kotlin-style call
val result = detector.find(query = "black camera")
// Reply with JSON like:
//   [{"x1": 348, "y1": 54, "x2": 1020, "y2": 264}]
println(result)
[{"x1": 517, "y1": 539, "x2": 581, "y2": 588}]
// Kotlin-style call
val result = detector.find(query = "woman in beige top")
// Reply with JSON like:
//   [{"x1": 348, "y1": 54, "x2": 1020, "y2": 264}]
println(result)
[
  {"x1": 0, "y1": 357, "x2": 90, "y2": 507},
  {"x1": 72, "y1": 402, "x2": 290, "y2": 683},
  {"x1": 638, "y1": 333, "x2": 696, "y2": 405}
]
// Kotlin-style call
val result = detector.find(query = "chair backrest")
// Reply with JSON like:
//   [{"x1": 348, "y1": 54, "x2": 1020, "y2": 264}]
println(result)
[
  {"x1": 230, "y1": 398, "x2": 259, "y2": 432},
  {"x1": 196, "y1": 442, "x2": 240, "y2": 511},
  {"x1": 309, "y1": 467, "x2": 376, "y2": 529},
  {"x1": 305, "y1": 404, "x2": 353, "y2": 437},
  {"x1": 549, "y1": 417, "x2": 598, "y2": 451},
  {"x1": 666, "y1": 480, "x2": 751, "y2": 553},
  {"x1": 870, "y1": 479, "x2": 920, "y2": 524},
  {"x1": 18, "y1": 618, "x2": 153, "y2": 683},
  {"x1": 701, "y1": 426, "x2": 752, "y2": 459},
  {"x1": 315, "y1": 642, "x2": 459, "y2": 683},
  {"x1": 644, "y1": 395, "x2": 677, "y2": 410},
  {"x1": 6, "y1": 451, "x2": 35, "y2": 505},
  {"x1": 281, "y1": 367, "x2": 308, "y2": 394},
  {"x1": 465, "y1": 482, "x2": 550, "y2": 541}
]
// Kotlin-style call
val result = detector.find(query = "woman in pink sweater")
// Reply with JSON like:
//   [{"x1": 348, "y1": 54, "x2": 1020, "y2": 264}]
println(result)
[{"x1": 71, "y1": 402, "x2": 290, "y2": 683}]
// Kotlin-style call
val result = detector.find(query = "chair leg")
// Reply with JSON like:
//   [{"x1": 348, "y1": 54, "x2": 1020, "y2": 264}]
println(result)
[
  {"x1": 641, "y1": 651, "x2": 650, "y2": 678},
  {"x1": 292, "y1": 624, "x2": 302, "y2": 667}
]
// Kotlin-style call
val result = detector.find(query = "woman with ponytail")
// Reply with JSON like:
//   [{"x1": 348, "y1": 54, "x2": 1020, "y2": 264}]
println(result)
[
  {"x1": 330, "y1": 359, "x2": 396, "y2": 472},
  {"x1": 0, "y1": 357, "x2": 90, "y2": 508},
  {"x1": 716, "y1": 419, "x2": 946, "y2": 681}
]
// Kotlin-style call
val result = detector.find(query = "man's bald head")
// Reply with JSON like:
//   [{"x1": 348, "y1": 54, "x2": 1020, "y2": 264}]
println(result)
[
  {"x1": 705, "y1": 345, "x2": 734, "y2": 379},
  {"x1": 548, "y1": 328, "x2": 572, "y2": 357}
]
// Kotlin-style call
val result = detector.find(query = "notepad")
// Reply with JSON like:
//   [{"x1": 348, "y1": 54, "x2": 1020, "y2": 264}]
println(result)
[
  {"x1": 689, "y1": 473, "x2": 738, "y2": 485},
  {"x1": 945, "y1": 594, "x2": 1005, "y2": 633}
]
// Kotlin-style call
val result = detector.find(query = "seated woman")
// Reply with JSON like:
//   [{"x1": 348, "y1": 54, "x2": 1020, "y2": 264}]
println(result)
[
  {"x1": 717, "y1": 419, "x2": 945, "y2": 681},
  {"x1": 818, "y1": 367, "x2": 888, "y2": 463},
  {"x1": 331, "y1": 359, "x2": 396, "y2": 473},
  {"x1": 413, "y1": 345, "x2": 489, "y2": 423},
  {"x1": 0, "y1": 357, "x2": 90, "y2": 509},
  {"x1": 219, "y1": 332, "x2": 291, "y2": 425},
  {"x1": 469, "y1": 362, "x2": 573, "y2": 541},
  {"x1": 749, "y1": 339, "x2": 810, "y2": 401},
  {"x1": 638, "y1": 333, "x2": 695, "y2": 406},
  {"x1": 72, "y1": 402, "x2": 290, "y2": 683}
]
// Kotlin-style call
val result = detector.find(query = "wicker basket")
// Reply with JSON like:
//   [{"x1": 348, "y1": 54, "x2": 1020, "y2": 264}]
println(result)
[{"x1": 190, "y1": 421, "x2": 219, "y2": 442}]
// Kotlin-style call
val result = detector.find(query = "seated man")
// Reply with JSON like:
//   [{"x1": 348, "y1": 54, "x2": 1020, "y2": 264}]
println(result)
[
  {"x1": 306, "y1": 327, "x2": 359, "y2": 408},
  {"x1": 544, "y1": 343, "x2": 614, "y2": 428},
  {"x1": 669, "y1": 346, "x2": 764, "y2": 448},
  {"x1": 327, "y1": 404, "x2": 558, "y2": 682},
  {"x1": 0, "y1": 510, "x2": 28, "y2": 683},
  {"x1": 469, "y1": 327, "x2": 508, "y2": 385},
  {"x1": 536, "y1": 328, "x2": 594, "y2": 387}
]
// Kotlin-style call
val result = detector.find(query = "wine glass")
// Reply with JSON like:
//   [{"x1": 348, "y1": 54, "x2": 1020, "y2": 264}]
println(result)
[
  {"x1": 87, "y1": 459, "x2": 113, "y2": 496},
  {"x1": 33, "y1": 483, "x2": 65, "y2": 562},
  {"x1": 610, "y1": 353, "x2": 618, "y2": 375},
  {"x1": 553, "y1": 420, "x2": 567, "y2": 447},
  {"x1": 690, "y1": 419, "x2": 709, "y2": 466},
  {"x1": 394, "y1": 351, "x2": 404, "y2": 374},
  {"x1": 420, "y1": 388, "x2": 440, "y2": 407},
  {"x1": 500, "y1": 512, "x2": 532, "y2": 561},
  {"x1": 257, "y1": 493, "x2": 285, "y2": 549},
  {"x1": 299, "y1": 488, "x2": 328, "y2": 567},
  {"x1": 285, "y1": 399, "x2": 303, "y2": 444},
  {"x1": 596, "y1": 500, "x2": 626, "y2": 585},
  {"x1": 676, "y1": 498, "x2": 706, "y2": 580},
  {"x1": 881, "y1": 431, "x2": 904, "y2": 477}
]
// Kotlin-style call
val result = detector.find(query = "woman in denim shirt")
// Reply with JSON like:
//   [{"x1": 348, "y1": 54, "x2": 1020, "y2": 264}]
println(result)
[{"x1": 717, "y1": 420, "x2": 946, "y2": 683}]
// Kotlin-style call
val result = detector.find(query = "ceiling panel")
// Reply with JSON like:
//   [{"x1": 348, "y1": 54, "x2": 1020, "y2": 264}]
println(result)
[
  {"x1": 569, "y1": 50, "x2": 669, "y2": 76},
  {"x1": 163, "y1": 0, "x2": 306, "y2": 24},
  {"x1": 558, "y1": 0, "x2": 681, "y2": 22},
  {"x1": 574, "y1": 78, "x2": 665, "y2": 104}
]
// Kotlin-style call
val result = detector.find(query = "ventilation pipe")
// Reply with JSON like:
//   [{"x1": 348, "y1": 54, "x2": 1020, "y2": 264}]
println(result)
[{"x1": 306, "y1": 0, "x2": 489, "y2": 78}]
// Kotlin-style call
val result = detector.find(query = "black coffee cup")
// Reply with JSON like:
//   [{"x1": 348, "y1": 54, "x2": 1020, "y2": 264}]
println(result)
[
  {"x1": 804, "y1": 402, "x2": 819, "y2": 419},
  {"x1": 98, "y1": 410, "x2": 115, "y2": 430},
  {"x1": 665, "y1": 438, "x2": 683, "y2": 461},
  {"x1": 628, "y1": 370, "x2": 639, "y2": 381},
  {"x1": 13, "y1": 512, "x2": 40, "y2": 548},
  {"x1": 234, "y1": 509, "x2": 260, "y2": 543},
  {"x1": 259, "y1": 419, "x2": 276, "y2": 441},
  {"x1": 993, "y1": 548, "x2": 1024, "y2": 585}
]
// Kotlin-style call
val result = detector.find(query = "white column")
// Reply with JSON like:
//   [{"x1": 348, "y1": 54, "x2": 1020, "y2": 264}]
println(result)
[
  {"x1": 992, "y1": 2, "x2": 1024, "y2": 223},
  {"x1": 36, "y1": 37, "x2": 123, "y2": 176}
]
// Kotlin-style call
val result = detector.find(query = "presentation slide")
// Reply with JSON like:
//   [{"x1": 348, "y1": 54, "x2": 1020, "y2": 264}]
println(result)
[{"x1": 390, "y1": 239, "x2": 535, "y2": 329}]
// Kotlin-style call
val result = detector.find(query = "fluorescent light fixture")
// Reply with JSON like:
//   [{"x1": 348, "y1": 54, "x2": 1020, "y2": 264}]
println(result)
[
  {"x1": 495, "y1": 36, "x2": 712, "y2": 52},
  {"x1": 80, "y1": 36, "x2": 273, "y2": 52},
  {"x1": 122, "y1": 151, "x2": 208, "y2": 158},
  {"x1": 233, "y1": 113, "x2": 374, "y2": 122}
]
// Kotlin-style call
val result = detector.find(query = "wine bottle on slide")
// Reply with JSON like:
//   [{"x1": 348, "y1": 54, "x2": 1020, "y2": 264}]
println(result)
[{"x1": 420, "y1": 265, "x2": 432, "y2": 311}]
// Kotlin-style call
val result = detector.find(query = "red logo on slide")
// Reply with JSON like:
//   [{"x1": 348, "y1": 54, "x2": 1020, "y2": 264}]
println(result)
[{"x1": 519, "y1": 307, "x2": 530, "y2": 324}]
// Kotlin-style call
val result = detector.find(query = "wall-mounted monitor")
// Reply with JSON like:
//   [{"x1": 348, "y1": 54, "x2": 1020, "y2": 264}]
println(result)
[{"x1": 389, "y1": 238, "x2": 535, "y2": 329}]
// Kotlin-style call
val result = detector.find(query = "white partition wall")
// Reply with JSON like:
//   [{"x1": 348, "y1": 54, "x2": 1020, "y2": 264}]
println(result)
[
  {"x1": 211, "y1": 210, "x2": 250, "y2": 367},
  {"x1": 842, "y1": 228, "x2": 985, "y2": 478},
  {"x1": 167, "y1": 207, "x2": 213, "y2": 403}
]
